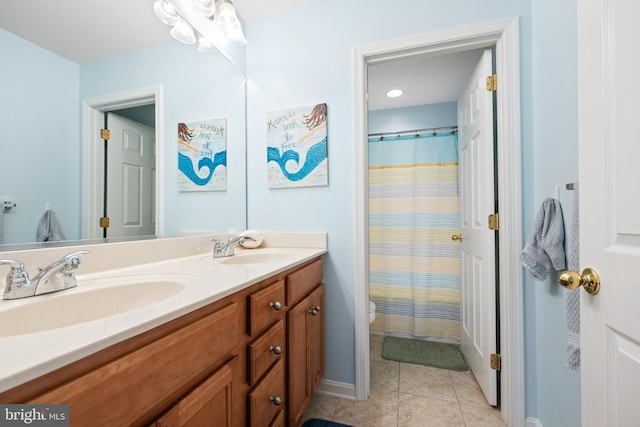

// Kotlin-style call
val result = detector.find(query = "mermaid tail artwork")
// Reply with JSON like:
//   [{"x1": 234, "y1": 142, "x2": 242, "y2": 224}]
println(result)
[
  {"x1": 267, "y1": 137, "x2": 327, "y2": 182},
  {"x1": 179, "y1": 150, "x2": 227, "y2": 186}
]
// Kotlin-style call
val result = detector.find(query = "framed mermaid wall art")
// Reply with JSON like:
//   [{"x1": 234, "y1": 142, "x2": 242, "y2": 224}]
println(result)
[
  {"x1": 177, "y1": 118, "x2": 227, "y2": 192},
  {"x1": 266, "y1": 103, "x2": 328, "y2": 189}
]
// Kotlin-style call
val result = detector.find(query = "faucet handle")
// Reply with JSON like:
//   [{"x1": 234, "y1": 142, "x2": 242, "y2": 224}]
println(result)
[
  {"x1": 0, "y1": 259, "x2": 24, "y2": 270},
  {"x1": 0, "y1": 259, "x2": 28, "y2": 288},
  {"x1": 60, "y1": 251, "x2": 88, "y2": 272}
]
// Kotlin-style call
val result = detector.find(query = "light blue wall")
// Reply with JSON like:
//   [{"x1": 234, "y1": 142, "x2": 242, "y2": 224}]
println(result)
[
  {"x1": 1, "y1": 33, "x2": 247, "y2": 243},
  {"x1": 368, "y1": 102, "x2": 458, "y2": 134},
  {"x1": 0, "y1": 28, "x2": 80, "y2": 243},
  {"x1": 245, "y1": 0, "x2": 579, "y2": 424},
  {"x1": 528, "y1": 0, "x2": 581, "y2": 425},
  {"x1": 245, "y1": 0, "x2": 522, "y2": 393},
  {"x1": 80, "y1": 41, "x2": 247, "y2": 235}
]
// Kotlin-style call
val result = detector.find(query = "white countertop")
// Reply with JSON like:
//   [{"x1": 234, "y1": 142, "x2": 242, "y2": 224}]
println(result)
[{"x1": 0, "y1": 241, "x2": 326, "y2": 394}]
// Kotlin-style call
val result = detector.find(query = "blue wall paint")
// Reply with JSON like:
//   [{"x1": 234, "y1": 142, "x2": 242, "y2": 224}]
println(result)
[
  {"x1": 245, "y1": 0, "x2": 519, "y2": 391},
  {"x1": 0, "y1": 28, "x2": 80, "y2": 244},
  {"x1": 245, "y1": 0, "x2": 579, "y2": 423},
  {"x1": 368, "y1": 102, "x2": 458, "y2": 134},
  {"x1": 79, "y1": 41, "x2": 247, "y2": 236},
  {"x1": 529, "y1": 0, "x2": 581, "y2": 425},
  {"x1": 1, "y1": 33, "x2": 247, "y2": 243}
]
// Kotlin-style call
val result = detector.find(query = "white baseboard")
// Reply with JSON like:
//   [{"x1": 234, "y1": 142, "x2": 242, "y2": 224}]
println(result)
[
  {"x1": 526, "y1": 417, "x2": 543, "y2": 427},
  {"x1": 315, "y1": 379, "x2": 357, "y2": 400}
]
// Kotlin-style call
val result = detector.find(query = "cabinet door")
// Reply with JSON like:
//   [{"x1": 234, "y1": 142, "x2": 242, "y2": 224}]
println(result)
[
  {"x1": 287, "y1": 284, "x2": 325, "y2": 426},
  {"x1": 308, "y1": 285, "x2": 325, "y2": 392},
  {"x1": 155, "y1": 357, "x2": 238, "y2": 427}
]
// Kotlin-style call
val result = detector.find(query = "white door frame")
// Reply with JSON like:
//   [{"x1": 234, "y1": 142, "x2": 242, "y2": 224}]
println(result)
[
  {"x1": 353, "y1": 17, "x2": 524, "y2": 426},
  {"x1": 81, "y1": 86, "x2": 164, "y2": 240}
]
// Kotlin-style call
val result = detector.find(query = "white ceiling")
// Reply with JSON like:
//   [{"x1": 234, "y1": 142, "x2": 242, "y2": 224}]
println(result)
[
  {"x1": 0, "y1": 0, "x2": 485, "y2": 109},
  {"x1": 0, "y1": 0, "x2": 173, "y2": 63},
  {"x1": 367, "y1": 49, "x2": 485, "y2": 111},
  {"x1": 0, "y1": 0, "x2": 315, "y2": 63}
]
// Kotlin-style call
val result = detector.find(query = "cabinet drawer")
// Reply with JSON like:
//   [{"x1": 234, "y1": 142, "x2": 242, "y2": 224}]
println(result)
[
  {"x1": 31, "y1": 303, "x2": 239, "y2": 427},
  {"x1": 286, "y1": 258, "x2": 323, "y2": 306},
  {"x1": 247, "y1": 319, "x2": 286, "y2": 386},
  {"x1": 248, "y1": 280, "x2": 285, "y2": 337},
  {"x1": 247, "y1": 358, "x2": 285, "y2": 427}
]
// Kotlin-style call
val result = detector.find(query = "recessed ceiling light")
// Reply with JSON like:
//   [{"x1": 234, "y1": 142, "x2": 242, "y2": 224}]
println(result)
[{"x1": 386, "y1": 89, "x2": 404, "y2": 98}]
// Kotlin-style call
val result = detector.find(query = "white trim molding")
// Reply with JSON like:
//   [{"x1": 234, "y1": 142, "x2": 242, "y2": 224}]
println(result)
[
  {"x1": 352, "y1": 17, "x2": 524, "y2": 427},
  {"x1": 526, "y1": 417, "x2": 544, "y2": 427},
  {"x1": 315, "y1": 379, "x2": 357, "y2": 401},
  {"x1": 81, "y1": 86, "x2": 164, "y2": 240}
]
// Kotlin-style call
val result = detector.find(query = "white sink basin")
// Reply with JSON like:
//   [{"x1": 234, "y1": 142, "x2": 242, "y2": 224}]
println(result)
[{"x1": 0, "y1": 277, "x2": 189, "y2": 337}]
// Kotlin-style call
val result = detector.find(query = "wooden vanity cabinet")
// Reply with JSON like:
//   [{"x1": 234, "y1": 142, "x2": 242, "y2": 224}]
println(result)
[
  {"x1": 0, "y1": 256, "x2": 325, "y2": 427},
  {"x1": 285, "y1": 259, "x2": 325, "y2": 427},
  {"x1": 154, "y1": 356, "x2": 239, "y2": 427}
]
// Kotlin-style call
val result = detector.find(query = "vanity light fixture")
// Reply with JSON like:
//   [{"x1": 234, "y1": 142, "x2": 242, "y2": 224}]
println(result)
[
  {"x1": 170, "y1": 19, "x2": 197, "y2": 44},
  {"x1": 197, "y1": 34, "x2": 217, "y2": 52},
  {"x1": 153, "y1": 0, "x2": 247, "y2": 49},
  {"x1": 154, "y1": 0, "x2": 181, "y2": 25},
  {"x1": 386, "y1": 89, "x2": 404, "y2": 98}
]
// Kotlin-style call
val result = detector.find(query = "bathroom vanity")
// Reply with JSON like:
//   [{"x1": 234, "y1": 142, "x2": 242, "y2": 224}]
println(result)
[{"x1": 0, "y1": 233, "x2": 326, "y2": 427}]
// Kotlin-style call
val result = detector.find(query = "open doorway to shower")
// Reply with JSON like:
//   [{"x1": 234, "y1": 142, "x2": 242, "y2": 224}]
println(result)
[
  {"x1": 354, "y1": 19, "x2": 523, "y2": 425},
  {"x1": 366, "y1": 47, "x2": 500, "y2": 406}
]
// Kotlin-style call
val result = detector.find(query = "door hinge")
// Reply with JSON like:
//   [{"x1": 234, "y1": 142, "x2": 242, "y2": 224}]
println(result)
[
  {"x1": 490, "y1": 353, "x2": 502, "y2": 371},
  {"x1": 100, "y1": 129, "x2": 111, "y2": 140},
  {"x1": 488, "y1": 213, "x2": 500, "y2": 230},
  {"x1": 99, "y1": 217, "x2": 110, "y2": 228},
  {"x1": 486, "y1": 74, "x2": 497, "y2": 92}
]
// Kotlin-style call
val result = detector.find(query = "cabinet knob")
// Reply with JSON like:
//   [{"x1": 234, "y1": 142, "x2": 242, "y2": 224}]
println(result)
[
  {"x1": 309, "y1": 305, "x2": 321, "y2": 316},
  {"x1": 269, "y1": 395, "x2": 283, "y2": 406},
  {"x1": 269, "y1": 301, "x2": 282, "y2": 311},
  {"x1": 269, "y1": 345, "x2": 282, "y2": 355}
]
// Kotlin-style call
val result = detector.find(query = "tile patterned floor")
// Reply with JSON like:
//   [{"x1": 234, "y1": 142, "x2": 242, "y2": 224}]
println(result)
[{"x1": 302, "y1": 334, "x2": 507, "y2": 427}]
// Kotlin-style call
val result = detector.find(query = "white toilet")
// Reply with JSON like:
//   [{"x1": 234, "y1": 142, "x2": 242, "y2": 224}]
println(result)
[{"x1": 369, "y1": 300, "x2": 376, "y2": 324}]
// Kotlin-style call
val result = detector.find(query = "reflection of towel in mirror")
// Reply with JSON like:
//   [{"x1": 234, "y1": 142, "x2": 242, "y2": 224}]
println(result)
[
  {"x1": 37, "y1": 209, "x2": 65, "y2": 242},
  {"x1": 520, "y1": 198, "x2": 566, "y2": 280}
]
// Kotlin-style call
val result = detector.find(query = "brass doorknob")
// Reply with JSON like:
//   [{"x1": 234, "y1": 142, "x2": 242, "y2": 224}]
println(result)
[
  {"x1": 558, "y1": 267, "x2": 601, "y2": 295},
  {"x1": 452, "y1": 234, "x2": 463, "y2": 242}
]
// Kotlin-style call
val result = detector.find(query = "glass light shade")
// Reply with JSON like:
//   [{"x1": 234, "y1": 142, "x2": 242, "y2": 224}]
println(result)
[
  {"x1": 197, "y1": 34, "x2": 216, "y2": 52},
  {"x1": 153, "y1": 0, "x2": 180, "y2": 26},
  {"x1": 217, "y1": 1, "x2": 238, "y2": 27},
  {"x1": 170, "y1": 19, "x2": 197, "y2": 44},
  {"x1": 193, "y1": 0, "x2": 216, "y2": 17},
  {"x1": 225, "y1": 21, "x2": 247, "y2": 45}
]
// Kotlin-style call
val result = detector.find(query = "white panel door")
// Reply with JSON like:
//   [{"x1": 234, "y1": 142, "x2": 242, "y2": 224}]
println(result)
[
  {"x1": 106, "y1": 113, "x2": 155, "y2": 238},
  {"x1": 457, "y1": 49, "x2": 497, "y2": 406},
  {"x1": 578, "y1": 1, "x2": 640, "y2": 425}
]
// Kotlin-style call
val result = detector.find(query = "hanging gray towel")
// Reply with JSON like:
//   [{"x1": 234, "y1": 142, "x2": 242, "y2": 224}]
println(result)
[
  {"x1": 566, "y1": 183, "x2": 580, "y2": 370},
  {"x1": 37, "y1": 209, "x2": 65, "y2": 242},
  {"x1": 520, "y1": 198, "x2": 566, "y2": 280}
]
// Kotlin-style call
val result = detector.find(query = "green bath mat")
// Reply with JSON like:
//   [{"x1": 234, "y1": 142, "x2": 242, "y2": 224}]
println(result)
[{"x1": 381, "y1": 336, "x2": 468, "y2": 371}]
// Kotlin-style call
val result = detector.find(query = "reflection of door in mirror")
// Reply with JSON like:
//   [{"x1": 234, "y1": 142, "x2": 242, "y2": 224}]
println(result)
[{"x1": 104, "y1": 109, "x2": 156, "y2": 239}]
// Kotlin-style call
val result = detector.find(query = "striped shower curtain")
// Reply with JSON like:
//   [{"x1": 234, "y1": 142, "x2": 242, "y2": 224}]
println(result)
[{"x1": 368, "y1": 133, "x2": 461, "y2": 340}]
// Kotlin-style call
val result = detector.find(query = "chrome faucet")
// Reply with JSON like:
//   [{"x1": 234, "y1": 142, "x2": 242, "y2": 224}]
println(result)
[
  {"x1": 0, "y1": 250, "x2": 88, "y2": 300},
  {"x1": 210, "y1": 237, "x2": 246, "y2": 258}
]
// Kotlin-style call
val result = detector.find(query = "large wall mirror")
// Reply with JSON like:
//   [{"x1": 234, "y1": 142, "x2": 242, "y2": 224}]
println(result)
[{"x1": 0, "y1": 0, "x2": 247, "y2": 249}]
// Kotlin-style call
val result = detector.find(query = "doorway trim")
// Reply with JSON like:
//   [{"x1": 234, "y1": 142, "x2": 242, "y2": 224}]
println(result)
[
  {"x1": 81, "y1": 86, "x2": 164, "y2": 240},
  {"x1": 353, "y1": 17, "x2": 524, "y2": 426}
]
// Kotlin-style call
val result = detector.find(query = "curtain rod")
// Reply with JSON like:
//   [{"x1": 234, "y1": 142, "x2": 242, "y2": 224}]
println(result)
[{"x1": 368, "y1": 125, "x2": 458, "y2": 139}]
